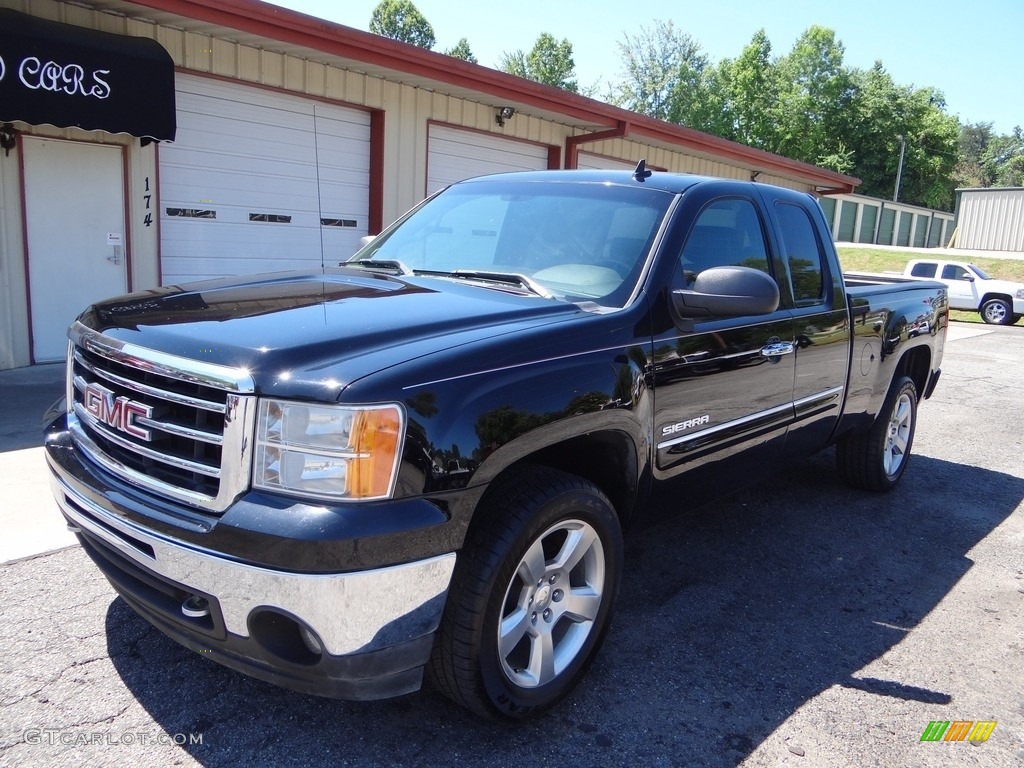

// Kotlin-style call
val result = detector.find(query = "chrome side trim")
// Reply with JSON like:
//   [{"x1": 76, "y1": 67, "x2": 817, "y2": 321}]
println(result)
[
  {"x1": 657, "y1": 401, "x2": 793, "y2": 451},
  {"x1": 53, "y1": 474, "x2": 456, "y2": 656},
  {"x1": 793, "y1": 386, "x2": 845, "y2": 413},
  {"x1": 70, "y1": 321, "x2": 255, "y2": 393},
  {"x1": 656, "y1": 385, "x2": 847, "y2": 452}
]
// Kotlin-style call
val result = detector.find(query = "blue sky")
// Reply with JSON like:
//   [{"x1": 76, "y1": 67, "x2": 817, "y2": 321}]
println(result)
[{"x1": 269, "y1": 0, "x2": 1019, "y2": 135}]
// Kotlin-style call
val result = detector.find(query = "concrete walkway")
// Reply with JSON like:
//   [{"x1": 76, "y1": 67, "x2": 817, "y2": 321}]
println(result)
[
  {"x1": 835, "y1": 241, "x2": 1024, "y2": 261},
  {"x1": 0, "y1": 363, "x2": 78, "y2": 563}
]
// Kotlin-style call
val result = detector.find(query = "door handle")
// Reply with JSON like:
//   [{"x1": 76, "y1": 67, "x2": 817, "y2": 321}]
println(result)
[
  {"x1": 760, "y1": 341, "x2": 795, "y2": 357},
  {"x1": 107, "y1": 246, "x2": 123, "y2": 265}
]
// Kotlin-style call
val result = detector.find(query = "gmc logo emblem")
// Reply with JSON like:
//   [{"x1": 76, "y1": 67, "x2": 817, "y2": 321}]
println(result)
[{"x1": 83, "y1": 382, "x2": 153, "y2": 441}]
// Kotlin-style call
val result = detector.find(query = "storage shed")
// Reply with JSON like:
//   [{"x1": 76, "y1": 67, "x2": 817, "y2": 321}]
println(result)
[{"x1": 0, "y1": 0, "x2": 859, "y2": 368}]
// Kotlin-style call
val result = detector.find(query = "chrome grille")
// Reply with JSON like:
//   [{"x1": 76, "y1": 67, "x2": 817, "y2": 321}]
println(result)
[{"x1": 67, "y1": 322, "x2": 256, "y2": 512}]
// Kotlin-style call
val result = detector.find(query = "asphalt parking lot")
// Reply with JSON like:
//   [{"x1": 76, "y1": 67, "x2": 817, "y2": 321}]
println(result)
[{"x1": 1, "y1": 321, "x2": 1022, "y2": 768}]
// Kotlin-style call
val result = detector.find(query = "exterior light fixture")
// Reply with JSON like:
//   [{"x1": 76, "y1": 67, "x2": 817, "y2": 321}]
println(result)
[
  {"x1": 495, "y1": 106, "x2": 516, "y2": 127},
  {"x1": 0, "y1": 124, "x2": 16, "y2": 157}
]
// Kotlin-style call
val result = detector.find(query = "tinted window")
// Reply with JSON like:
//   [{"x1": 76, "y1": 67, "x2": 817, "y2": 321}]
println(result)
[
  {"x1": 941, "y1": 264, "x2": 970, "y2": 280},
  {"x1": 354, "y1": 180, "x2": 672, "y2": 308},
  {"x1": 910, "y1": 262, "x2": 937, "y2": 278},
  {"x1": 775, "y1": 203, "x2": 825, "y2": 305},
  {"x1": 681, "y1": 199, "x2": 770, "y2": 286}
]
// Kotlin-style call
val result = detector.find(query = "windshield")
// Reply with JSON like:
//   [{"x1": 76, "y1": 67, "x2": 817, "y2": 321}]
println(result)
[{"x1": 348, "y1": 179, "x2": 673, "y2": 308}]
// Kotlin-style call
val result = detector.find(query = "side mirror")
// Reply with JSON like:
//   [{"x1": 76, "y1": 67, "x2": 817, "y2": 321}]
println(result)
[
  {"x1": 671, "y1": 266, "x2": 780, "y2": 318},
  {"x1": 963, "y1": 274, "x2": 975, "y2": 282}
]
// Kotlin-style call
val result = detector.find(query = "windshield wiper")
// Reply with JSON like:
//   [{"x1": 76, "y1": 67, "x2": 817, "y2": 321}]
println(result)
[
  {"x1": 342, "y1": 259, "x2": 412, "y2": 275},
  {"x1": 433, "y1": 269, "x2": 555, "y2": 299}
]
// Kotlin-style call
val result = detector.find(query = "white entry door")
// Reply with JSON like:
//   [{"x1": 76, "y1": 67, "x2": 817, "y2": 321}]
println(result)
[{"x1": 24, "y1": 138, "x2": 127, "y2": 362}]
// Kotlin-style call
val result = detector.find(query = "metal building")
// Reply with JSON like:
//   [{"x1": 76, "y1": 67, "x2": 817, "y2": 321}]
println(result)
[
  {"x1": 0, "y1": 0, "x2": 859, "y2": 369},
  {"x1": 952, "y1": 187, "x2": 1024, "y2": 251}
]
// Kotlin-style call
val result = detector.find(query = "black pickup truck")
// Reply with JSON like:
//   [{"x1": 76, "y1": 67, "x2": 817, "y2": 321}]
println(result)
[{"x1": 45, "y1": 169, "x2": 947, "y2": 720}]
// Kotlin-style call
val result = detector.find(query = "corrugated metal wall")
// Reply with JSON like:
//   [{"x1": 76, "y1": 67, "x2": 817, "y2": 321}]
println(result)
[
  {"x1": 956, "y1": 188, "x2": 1024, "y2": 251},
  {"x1": 14, "y1": 0, "x2": 818, "y2": 223},
  {"x1": 820, "y1": 193, "x2": 954, "y2": 248}
]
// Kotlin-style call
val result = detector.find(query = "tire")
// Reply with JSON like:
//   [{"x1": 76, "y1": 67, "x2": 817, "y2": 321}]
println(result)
[
  {"x1": 836, "y1": 375, "x2": 918, "y2": 492},
  {"x1": 428, "y1": 466, "x2": 623, "y2": 720},
  {"x1": 980, "y1": 297, "x2": 1013, "y2": 325}
]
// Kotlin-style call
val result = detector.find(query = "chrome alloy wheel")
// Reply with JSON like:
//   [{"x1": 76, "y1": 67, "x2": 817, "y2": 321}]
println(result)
[
  {"x1": 497, "y1": 519, "x2": 606, "y2": 689},
  {"x1": 883, "y1": 391, "x2": 914, "y2": 476}
]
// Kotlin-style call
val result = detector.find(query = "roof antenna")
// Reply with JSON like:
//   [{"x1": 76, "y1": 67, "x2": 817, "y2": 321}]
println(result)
[{"x1": 633, "y1": 159, "x2": 653, "y2": 182}]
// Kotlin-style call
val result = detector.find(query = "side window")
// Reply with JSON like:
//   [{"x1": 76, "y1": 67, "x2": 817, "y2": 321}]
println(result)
[
  {"x1": 775, "y1": 203, "x2": 826, "y2": 306},
  {"x1": 941, "y1": 264, "x2": 969, "y2": 280},
  {"x1": 681, "y1": 199, "x2": 770, "y2": 286},
  {"x1": 910, "y1": 262, "x2": 937, "y2": 278}
]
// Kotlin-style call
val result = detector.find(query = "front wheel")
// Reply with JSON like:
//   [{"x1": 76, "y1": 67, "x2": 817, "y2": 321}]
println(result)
[
  {"x1": 980, "y1": 297, "x2": 1012, "y2": 325},
  {"x1": 428, "y1": 466, "x2": 623, "y2": 720},
  {"x1": 836, "y1": 375, "x2": 918, "y2": 492}
]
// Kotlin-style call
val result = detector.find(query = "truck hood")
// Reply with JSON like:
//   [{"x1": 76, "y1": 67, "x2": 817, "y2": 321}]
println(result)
[
  {"x1": 981, "y1": 278, "x2": 1024, "y2": 294},
  {"x1": 78, "y1": 269, "x2": 583, "y2": 399}
]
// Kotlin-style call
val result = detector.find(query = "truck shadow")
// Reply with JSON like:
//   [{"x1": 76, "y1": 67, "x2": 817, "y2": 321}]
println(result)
[{"x1": 104, "y1": 452, "x2": 1023, "y2": 767}]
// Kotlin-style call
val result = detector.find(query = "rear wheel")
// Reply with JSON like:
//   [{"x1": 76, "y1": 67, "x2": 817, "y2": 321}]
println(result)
[
  {"x1": 980, "y1": 297, "x2": 1012, "y2": 325},
  {"x1": 428, "y1": 466, "x2": 623, "y2": 719},
  {"x1": 836, "y1": 375, "x2": 918, "y2": 492}
]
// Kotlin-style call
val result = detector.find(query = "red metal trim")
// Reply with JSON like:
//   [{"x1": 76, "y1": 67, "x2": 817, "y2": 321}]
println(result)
[
  {"x1": 565, "y1": 122, "x2": 630, "y2": 169},
  {"x1": 121, "y1": 144, "x2": 133, "y2": 293},
  {"x1": 368, "y1": 110, "x2": 384, "y2": 234},
  {"x1": 17, "y1": 131, "x2": 35, "y2": 364},
  {"x1": 547, "y1": 146, "x2": 561, "y2": 170},
  {"x1": 128, "y1": 0, "x2": 859, "y2": 191},
  {"x1": 153, "y1": 141, "x2": 163, "y2": 286}
]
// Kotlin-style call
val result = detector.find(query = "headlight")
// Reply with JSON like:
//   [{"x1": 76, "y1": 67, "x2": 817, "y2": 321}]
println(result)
[
  {"x1": 254, "y1": 399, "x2": 404, "y2": 501},
  {"x1": 1015, "y1": 289, "x2": 1024, "y2": 300}
]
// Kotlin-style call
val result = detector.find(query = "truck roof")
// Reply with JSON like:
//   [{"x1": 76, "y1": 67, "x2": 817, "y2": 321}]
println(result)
[{"x1": 455, "y1": 168, "x2": 814, "y2": 200}]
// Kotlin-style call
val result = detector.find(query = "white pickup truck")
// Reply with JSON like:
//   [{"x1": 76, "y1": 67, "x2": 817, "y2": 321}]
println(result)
[{"x1": 906, "y1": 259, "x2": 1024, "y2": 325}]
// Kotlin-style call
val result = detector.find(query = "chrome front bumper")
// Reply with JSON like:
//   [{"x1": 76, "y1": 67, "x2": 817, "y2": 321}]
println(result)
[{"x1": 50, "y1": 471, "x2": 456, "y2": 658}]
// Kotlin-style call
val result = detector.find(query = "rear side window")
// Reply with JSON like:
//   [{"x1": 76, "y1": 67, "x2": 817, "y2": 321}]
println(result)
[
  {"x1": 775, "y1": 203, "x2": 826, "y2": 306},
  {"x1": 910, "y1": 262, "x2": 937, "y2": 278}
]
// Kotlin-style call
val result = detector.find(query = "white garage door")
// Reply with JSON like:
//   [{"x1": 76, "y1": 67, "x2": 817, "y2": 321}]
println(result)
[
  {"x1": 160, "y1": 74, "x2": 370, "y2": 284},
  {"x1": 577, "y1": 152, "x2": 636, "y2": 171},
  {"x1": 427, "y1": 125, "x2": 549, "y2": 195}
]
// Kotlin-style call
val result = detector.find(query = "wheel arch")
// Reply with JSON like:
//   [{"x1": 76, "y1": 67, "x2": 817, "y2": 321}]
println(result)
[
  {"x1": 893, "y1": 345, "x2": 931, "y2": 399},
  {"x1": 980, "y1": 291, "x2": 1013, "y2": 308},
  {"x1": 472, "y1": 427, "x2": 642, "y2": 535}
]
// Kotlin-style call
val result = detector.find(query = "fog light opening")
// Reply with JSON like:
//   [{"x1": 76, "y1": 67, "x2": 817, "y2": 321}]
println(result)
[{"x1": 248, "y1": 609, "x2": 324, "y2": 666}]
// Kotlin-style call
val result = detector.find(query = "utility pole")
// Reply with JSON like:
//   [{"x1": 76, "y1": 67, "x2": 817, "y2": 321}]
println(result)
[{"x1": 893, "y1": 134, "x2": 906, "y2": 202}]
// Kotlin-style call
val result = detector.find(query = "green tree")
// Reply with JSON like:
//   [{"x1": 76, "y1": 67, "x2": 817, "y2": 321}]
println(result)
[
  {"x1": 846, "y1": 63, "x2": 960, "y2": 208},
  {"x1": 960, "y1": 124, "x2": 1024, "y2": 188},
  {"x1": 612, "y1": 21, "x2": 709, "y2": 122},
  {"x1": 369, "y1": 0, "x2": 435, "y2": 49},
  {"x1": 774, "y1": 26, "x2": 856, "y2": 172},
  {"x1": 445, "y1": 37, "x2": 477, "y2": 64},
  {"x1": 714, "y1": 30, "x2": 783, "y2": 151},
  {"x1": 499, "y1": 33, "x2": 578, "y2": 91}
]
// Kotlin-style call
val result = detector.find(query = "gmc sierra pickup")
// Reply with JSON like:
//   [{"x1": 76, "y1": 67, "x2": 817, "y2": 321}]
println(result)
[{"x1": 45, "y1": 168, "x2": 948, "y2": 720}]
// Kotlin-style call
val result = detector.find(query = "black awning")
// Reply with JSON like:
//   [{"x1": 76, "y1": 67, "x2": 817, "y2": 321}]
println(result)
[{"x1": 0, "y1": 9, "x2": 175, "y2": 142}]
